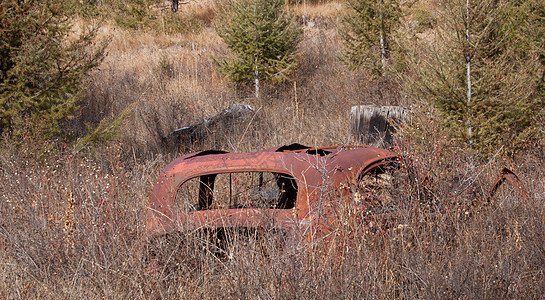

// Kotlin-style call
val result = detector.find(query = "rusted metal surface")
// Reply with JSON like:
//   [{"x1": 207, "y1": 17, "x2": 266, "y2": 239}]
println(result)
[
  {"x1": 143, "y1": 143, "x2": 534, "y2": 264},
  {"x1": 489, "y1": 167, "x2": 529, "y2": 200},
  {"x1": 144, "y1": 144, "x2": 532, "y2": 255},
  {"x1": 144, "y1": 144, "x2": 400, "y2": 246}
]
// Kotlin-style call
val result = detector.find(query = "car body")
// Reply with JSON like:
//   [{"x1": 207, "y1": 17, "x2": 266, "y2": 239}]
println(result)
[{"x1": 144, "y1": 144, "x2": 400, "y2": 249}]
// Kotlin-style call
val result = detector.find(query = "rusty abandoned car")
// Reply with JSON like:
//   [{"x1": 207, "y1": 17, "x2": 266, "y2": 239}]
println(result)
[
  {"x1": 142, "y1": 143, "x2": 530, "y2": 264},
  {"x1": 143, "y1": 144, "x2": 401, "y2": 258}
]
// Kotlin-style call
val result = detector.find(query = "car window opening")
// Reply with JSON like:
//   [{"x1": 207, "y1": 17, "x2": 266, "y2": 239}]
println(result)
[
  {"x1": 354, "y1": 164, "x2": 399, "y2": 214},
  {"x1": 184, "y1": 150, "x2": 229, "y2": 160},
  {"x1": 305, "y1": 148, "x2": 332, "y2": 156},
  {"x1": 175, "y1": 172, "x2": 298, "y2": 213},
  {"x1": 197, "y1": 174, "x2": 216, "y2": 209},
  {"x1": 276, "y1": 143, "x2": 309, "y2": 152}
]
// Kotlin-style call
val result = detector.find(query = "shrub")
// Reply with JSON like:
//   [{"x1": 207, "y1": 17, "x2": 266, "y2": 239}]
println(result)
[
  {"x1": 405, "y1": 0, "x2": 545, "y2": 157},
  {"x1": 0, "y1": 0, "x2": 106, "y2": 139},
  {"x1": 339, "y1": 0, "x2": 404, "y2": 77},
  {"x1": 215, "y1": 0, "x2": 303, "y2": 99}
]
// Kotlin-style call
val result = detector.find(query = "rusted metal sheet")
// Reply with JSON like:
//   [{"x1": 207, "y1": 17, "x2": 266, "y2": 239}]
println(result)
[
  {"x1": 489, "y1": 167, "x2": 529, "y2": 200},
  {"x1": 144, "y1": 144, "x2": 400, "y2": 246},
  {"x1": 143, "y1": 144, "x2": 533, "y2": 264}
]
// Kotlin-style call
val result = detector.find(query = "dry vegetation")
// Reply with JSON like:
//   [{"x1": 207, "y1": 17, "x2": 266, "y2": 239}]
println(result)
[{"x1": 1, "y1": 1, "x2": 544, "y2": 298}]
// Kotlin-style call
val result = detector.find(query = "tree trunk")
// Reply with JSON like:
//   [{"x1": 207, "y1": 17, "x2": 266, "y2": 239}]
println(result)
[
  {"x1": 466, "y1": 0, "x2": 473, "y2": 143},
  {"x1": 254, "y1": 59, "x2": 260, "y2": 100},
  {"x1": 350, "y1": 105, "x2": 408, "y2": 147},
  {"x1": 379, "y1": 7, "x2": 387, "y2": 73},
  {"x1": 380, "y1": 31, "x2": 386, "y2": 72}
]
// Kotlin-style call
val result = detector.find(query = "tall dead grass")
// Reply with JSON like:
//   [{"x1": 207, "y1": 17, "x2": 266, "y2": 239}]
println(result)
[
  {"x1": 1, "y1": 6, "x2": 544, "y2": 299},
  {"x1": 71, "y1": 17, "x2": 386, "y2": 157},
  {"x1": 2, "y1": 133, "x2": 543, "y2": 298}
]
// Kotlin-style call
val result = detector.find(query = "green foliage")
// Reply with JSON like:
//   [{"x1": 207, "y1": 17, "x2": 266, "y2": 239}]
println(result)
[
  {"x1": 113, "y1": 0, "x2": 149, "y2": 30},
  {"x1": 407, "y1": 0, "x2": 545, "y2": 157},
  {"x1": 158, "y1": 10, "x2": 202, "y2": 34},
  {"x1": 339, "y1": 0, "x2": 404, "y2": 76},
  {"x1": 411, "y1": 8, "x2": 436, "y2": 33},
  {"x1": 214, "y1": 0, "x2": 303, "y2": 85},
  {"x1": 72, "y1": 0, "x2": 197, "y2": 34},
  {"x1": 73, "y1": 101, "x2": 138, "y2": 152},
  {"x1": 0, "y1": 0, "x2": 106, "y2": 139}
]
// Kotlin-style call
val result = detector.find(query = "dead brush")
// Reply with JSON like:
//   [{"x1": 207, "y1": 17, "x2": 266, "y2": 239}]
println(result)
[
  {"x1": 386, "y1": 112, "x2": 545, "y2": 298},
  {"x1": 1, "y1": 132, "x2": 544, "y2": 298},
  {"x1": 0, "y1": 142, "x2": 157, "y2": 298},
  {"x1": 2, "y1": 8, "x2": 544, "y2": 297}
]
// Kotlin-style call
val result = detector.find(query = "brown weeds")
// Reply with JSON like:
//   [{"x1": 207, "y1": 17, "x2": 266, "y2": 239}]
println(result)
[{"x1": 1, "y1": 8, "x2": 544, "y2": 298}]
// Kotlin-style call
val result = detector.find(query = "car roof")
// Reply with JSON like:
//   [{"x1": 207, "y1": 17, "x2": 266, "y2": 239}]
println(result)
[
  {"x1": 146, "y1": 144, "x2": 400, "y2": 235},
  {"x1": 160, "y1": 144, "x2": 397, "y2": 181}
]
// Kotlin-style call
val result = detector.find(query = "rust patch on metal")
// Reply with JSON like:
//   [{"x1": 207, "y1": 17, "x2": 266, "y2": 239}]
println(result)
[
  {"x1": 489, "y1": 167, "x2": 529, "y2": 200},
  {"x1": 144, "y1": 144, "x2": 400, "y2": 249},
  {"x1": 143, "y1": 144, "x2": 531, "y2": 261}
]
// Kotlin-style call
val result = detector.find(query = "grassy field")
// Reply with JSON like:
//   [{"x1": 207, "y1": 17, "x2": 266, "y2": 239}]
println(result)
[{"x1": 1, "y1": 1, "x2": 544, "y2": 298}]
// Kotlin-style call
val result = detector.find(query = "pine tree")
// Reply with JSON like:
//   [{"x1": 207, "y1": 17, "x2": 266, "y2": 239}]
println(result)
[
  {"x1": 339, "y1": 0, "x2": 403, "y2": 76},
  {"x1": 407, "y1": 0, "x2": 545, "y2": 156},
  {"x1": 0, "y1": 0, "x2": 106, "y2": 139},
  {"x1": 214, "y1": 0, "x2": 302, "y2": 99}
]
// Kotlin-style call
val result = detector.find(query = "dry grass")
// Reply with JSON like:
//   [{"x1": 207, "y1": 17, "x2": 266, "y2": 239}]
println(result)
[
  {"x1": 290, "y1": 1, "x2": 344, "y2": 18},
  {"x1": 69, "y1": 16, "x2": 376, "y2": 156},
  {"x1": 1, "y1": 134, "x2": 543, "y2": 298},
  {"x1": 1, "y1": 4, "x2": 544, "y2": 298}
]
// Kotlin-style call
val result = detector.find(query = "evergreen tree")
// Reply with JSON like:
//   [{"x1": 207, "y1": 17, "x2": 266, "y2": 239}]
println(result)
[
  {"x1": 215, "y1": 0, "x2": 302, "y2": 99},
  {"x1": 339, "y1": 0, "x2": 403, "y2": 76},
  {"x1": 407, "y1": 0, "x2": 545, "y2": 156},
  {"x1": 0, "y1": 0, "x2": 106, "y2": 139}
]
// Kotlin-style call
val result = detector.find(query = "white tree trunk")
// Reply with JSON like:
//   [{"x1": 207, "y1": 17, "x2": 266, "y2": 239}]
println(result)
[
  {"x1": 380, "y1": 31, "x2": 386, "y2": 71},
  {"x1": 466, "y1": 0, "x2": 473, "y2": 142},
  {"x1": 254, "y1": 59, "x2": 260, "y2": 100},
  {"x1": 379, "y1": 7, "x2": 386, "y2": 72}
]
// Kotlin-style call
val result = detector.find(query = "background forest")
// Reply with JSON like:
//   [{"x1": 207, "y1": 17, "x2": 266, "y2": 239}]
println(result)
[{"x1": 1, "y1": 0, "x2": 544, "y2": 298}]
